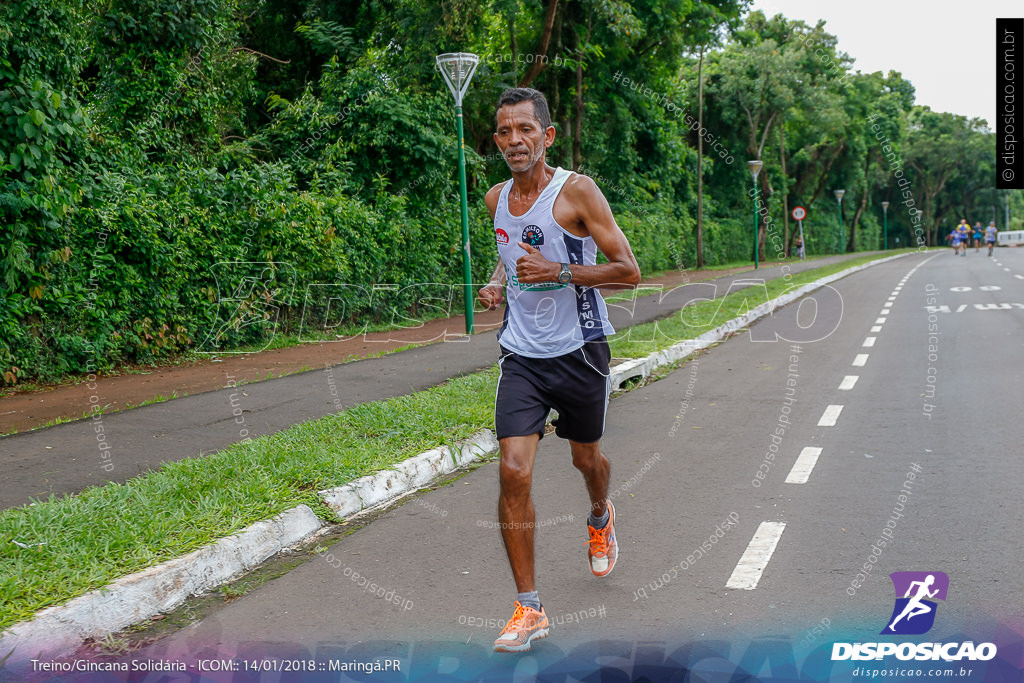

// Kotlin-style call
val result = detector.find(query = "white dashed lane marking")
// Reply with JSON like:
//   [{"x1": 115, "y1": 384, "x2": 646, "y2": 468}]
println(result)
[
  {"x1": 818, "y1": 405, "x2": 844, "y2": 426},
  {"x1": 725, "y1": 522, "x2": 787, "y2": 590},
  {"x1": 838, "y1": 375, "x2": 859, "y2": 390},
  {"x1": 853, "y1": 354, "x2": 869, "y2": 367},
  {"x1": 863, "y1": 337, "x2": 876, "y2": 347},
  {"x1": 785, "y1": 447, "x2": 824, "y2": 484}
]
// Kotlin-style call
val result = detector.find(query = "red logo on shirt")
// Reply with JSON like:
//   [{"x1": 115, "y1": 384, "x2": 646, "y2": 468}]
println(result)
[{"x1": 496, "y1": 228, "x2": 510, "y2": 245}]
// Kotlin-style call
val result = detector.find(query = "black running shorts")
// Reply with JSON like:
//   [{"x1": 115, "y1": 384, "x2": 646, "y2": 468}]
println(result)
[{"x1": 495, "y1": 337, "x2": 611, "y2": 443}]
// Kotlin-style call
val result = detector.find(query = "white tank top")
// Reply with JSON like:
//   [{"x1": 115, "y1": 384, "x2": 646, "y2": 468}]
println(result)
[{"x1": 494, "y1": 167, "x2": 615, "y2": 358}]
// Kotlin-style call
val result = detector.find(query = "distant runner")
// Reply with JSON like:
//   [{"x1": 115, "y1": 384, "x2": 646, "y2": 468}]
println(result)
[
  {"x1": 986, "y1": 221, "x2": 998, "y2": 257},
  {"x1": 478, "y1": 87, "x2": 641, "y2": 653},
  {"x1": 973, "y1": 222, "x2": 983, "y2": 252},
  {"x1": 956, "y1": 219, "x2": 970, "y2": 257}
]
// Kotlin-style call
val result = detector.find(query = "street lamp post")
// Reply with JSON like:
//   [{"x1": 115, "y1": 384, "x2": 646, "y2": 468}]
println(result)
[
  {"x1": 833, "y1": 189, "x2": 845, "y2": 253},
  {"x1": 748, "y1": 160, "x2": 763, "y2": 269},
  {"x1": 436, "y1": 52, "x2": 480, "y2": 335},
  {"x1": 881, "y1": 201, "x2": 889, "y2": 250}
]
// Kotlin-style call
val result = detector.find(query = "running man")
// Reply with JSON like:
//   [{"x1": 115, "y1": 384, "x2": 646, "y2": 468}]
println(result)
[
  {"x1": 973, "y1": 222, "x2": 983, "y2": 252},
  {"x1": 888, "y1": 574, "x2": 940, "y2": 631},
  {"x1": 986, "y1": 221, "x2": 998, "y2": 256},
  {"x1": 477, "y1": 87, "x2": 641, "y2": 653}
]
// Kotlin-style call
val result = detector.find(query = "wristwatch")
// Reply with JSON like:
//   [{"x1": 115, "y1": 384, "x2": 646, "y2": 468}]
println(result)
[{"x1": 557, "y1": 263, "x2": 573, "y2": 284}]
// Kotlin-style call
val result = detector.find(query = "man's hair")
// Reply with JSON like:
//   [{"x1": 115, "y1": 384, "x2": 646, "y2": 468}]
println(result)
[{"x1": 495, "y1": 88, "x2": 552, "y2": 131}]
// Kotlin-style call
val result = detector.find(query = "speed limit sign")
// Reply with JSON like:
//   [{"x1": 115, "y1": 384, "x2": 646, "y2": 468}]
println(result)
[{"x1": 792, "y1": 206, "x2": 806, "y2": 221}]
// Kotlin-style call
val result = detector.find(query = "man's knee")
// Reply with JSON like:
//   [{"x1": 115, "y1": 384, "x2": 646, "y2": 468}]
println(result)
[
  {"x1": 499, "y1": 457, "x2": 533, "y2": 489},
  {"x1": 499, "y1": 439, "x2": 537, "y2": 492},
  {"x1": 570, "y1": 441, "x2": 603, "y2": 469}
]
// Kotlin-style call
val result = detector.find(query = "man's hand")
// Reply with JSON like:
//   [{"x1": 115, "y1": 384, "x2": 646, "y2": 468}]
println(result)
[
  {"x1": 516, "y1": 242, "x2": 559, "y2": 283},
  {"x1": 478, "y1": 283, "x2": 505, "y2": 310}
]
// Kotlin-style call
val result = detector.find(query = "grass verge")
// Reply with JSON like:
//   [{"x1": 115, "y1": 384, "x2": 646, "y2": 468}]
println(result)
[
  {"x1": 602, "y1": 254, "x2": 835, "y2": 304},
  {"x1": 608, "y1": 250, "x2": 917, "y2": 358}
]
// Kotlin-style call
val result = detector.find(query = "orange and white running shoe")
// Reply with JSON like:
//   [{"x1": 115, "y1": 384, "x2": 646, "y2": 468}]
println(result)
[
  {"x1": 492, "y1": 601, "x2": 549, "y2": 653},
  {"x1": 586, "y1": 500, "x2": 618, "y2": 577}
]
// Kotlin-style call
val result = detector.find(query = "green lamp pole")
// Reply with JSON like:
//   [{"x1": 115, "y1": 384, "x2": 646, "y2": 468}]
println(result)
[
  {"x1": 436, "y1": 52, "x2": 480, "y2": 334},
  {"x1": 833, "y1": 189, "x2": 845, "y2": 253},
  {"x1": 881, "y1": 201, "x2": 889, "y2": 250},
  {"x1": 747, "y1": 160, "x2": 763, "y2": 269}
]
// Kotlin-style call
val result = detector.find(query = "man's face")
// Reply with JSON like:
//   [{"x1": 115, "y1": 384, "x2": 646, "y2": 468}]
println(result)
[{"x1": 494, "y1": 101, "x2": 554, "y2": 174}]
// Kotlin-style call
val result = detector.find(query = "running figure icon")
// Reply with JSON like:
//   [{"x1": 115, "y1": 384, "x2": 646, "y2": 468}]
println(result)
[
  {"x1": 888, "y1": 574, "x2": 939, "y2": 631},
  {"x1": 881, "y1": 571, "x2": 949, "y2": 635}
]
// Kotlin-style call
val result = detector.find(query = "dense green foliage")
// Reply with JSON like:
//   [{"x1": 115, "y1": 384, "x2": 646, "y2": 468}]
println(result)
[{"x1": 0, "y1": 0, "x2": 1018, "y2": 385}]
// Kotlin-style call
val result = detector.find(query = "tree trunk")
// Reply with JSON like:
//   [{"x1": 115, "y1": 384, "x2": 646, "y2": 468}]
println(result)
[
  {"x1": 696, "y1": 44, "x2": 705, "y2": 268},
  {"x1": 850, "y1": 188, "x2": 867, "y2": 252},
  {"x1": 509, "y1": 13, "x2": 518, "y2": 76},
  {"x1": 810, "y1": 142, "x2": 845, "y2": 205},
  {"x1": 778, "y1": 121, "x2": 789, "y2": 256},
  {"x1": 573, "y1": 54, "x2": 583, "y2": 169},
  {"x1": 518, "y1": 0, "x2": 559, "y2": 88},
  {"x1": 759, "y1": 171, "x2": 773, "y2": 262},
  {"x1": 848, "y1": 156, "x2": 871, "y2": 252}
]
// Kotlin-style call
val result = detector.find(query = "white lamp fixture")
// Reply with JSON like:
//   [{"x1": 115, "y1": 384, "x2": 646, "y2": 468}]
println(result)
[
  {"x1": 747, "y1": 159, "x2": 763, "y2": 182},
  {"x1": 436, "y1": 53, "x2": 479, "y2": 107}
]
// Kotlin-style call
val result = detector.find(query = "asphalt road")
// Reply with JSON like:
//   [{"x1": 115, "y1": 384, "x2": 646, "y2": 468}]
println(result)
[
  {"x1": 106, "y1": 248, "x2": 1023, "y2": 680},
  {"x1": 0, "y1": 254, "x2": 863, "y2": 510}
]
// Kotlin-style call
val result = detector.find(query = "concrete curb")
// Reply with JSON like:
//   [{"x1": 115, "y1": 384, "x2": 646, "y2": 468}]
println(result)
[
  {"x1": 320, "y1": 429, "x2": 499, "y2": 517},
  {"x1": 1, "y1": 505, "x2": 323, "y2": 663},
  {"x1": 1, "y1": 252, "x2": 908, "y2": 664},
  {"x1": 608, "y1": 252, "x2": 910, "y2": 390}
]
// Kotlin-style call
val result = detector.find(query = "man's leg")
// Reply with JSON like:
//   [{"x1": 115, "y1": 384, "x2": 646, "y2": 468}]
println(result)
[
  {"x1": 493, "y1": 433, "x2": 550, "y2": 653},
  {"x1": 570, "y1": 440, "x2": 610, "y2": 518},
  {"x1": 572, "y1": 440, "x2": 618, "y2": 577},
  {"x1": 498, "y1": 434, "x2": 540, "y2": 591}
]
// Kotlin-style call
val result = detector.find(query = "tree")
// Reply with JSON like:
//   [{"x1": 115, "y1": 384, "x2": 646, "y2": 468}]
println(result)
[{"x1": 708, "y1": 20, "x2": 801, "y2": 260}]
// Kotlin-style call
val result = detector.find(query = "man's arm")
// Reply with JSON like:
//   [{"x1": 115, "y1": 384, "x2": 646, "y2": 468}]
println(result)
[
  {"x1": 515, "y1": 174, "x2": 640, "y2": 290},
  {"x1": 479, "y1": 183, "x2": 509, "y2": 310}
]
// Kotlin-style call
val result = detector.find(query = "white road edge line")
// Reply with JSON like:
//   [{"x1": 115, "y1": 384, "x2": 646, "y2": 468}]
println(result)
[
  {"x1": 726, "y1": 522, "x2": 787, "y2": 590},
  {"x1": 785, "y1": 447, "x2": 824, "y2": 484},
  {"x1": 818, "y1": 404, "x2": 844, "y2": 426},
  {"x1": 853, "y1": 354, "x2": 869, "y2": 367},
  {"x1": 838, "y1": 375, "x2": 859, "y2": 390}
]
